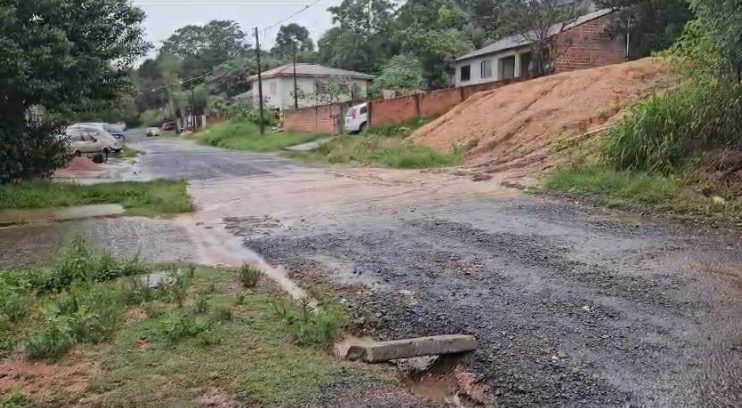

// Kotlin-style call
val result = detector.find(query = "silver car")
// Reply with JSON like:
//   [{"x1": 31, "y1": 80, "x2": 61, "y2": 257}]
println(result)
[{"x1": 67, "y1": 123, "x2": 123, "y2": 153}]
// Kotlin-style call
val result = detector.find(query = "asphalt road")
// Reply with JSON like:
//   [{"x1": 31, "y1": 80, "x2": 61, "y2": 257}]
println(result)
[{"x1": 3, "y1": 132, "x2": 742, "y2": 407}]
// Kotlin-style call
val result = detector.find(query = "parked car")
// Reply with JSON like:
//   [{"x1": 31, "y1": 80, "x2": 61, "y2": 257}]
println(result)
[
  {"x1": 66, "y1": 123, "x2": 123, "y2": 153},
  {"x1": 146, "y1": 127, "x2": 161, "y2": 137},
  {"x1": 345, "y1": 102, "x2": 368, "y2": 134},
  {"x1": 62, "y1": 128, "x2": 108, "y2": 160},
  {"x1": 77, "y1": 122, "x2": 126, "y2": 142},
  {"x1": 161, "y1": 121, "x2": 176, "y2": 131}
]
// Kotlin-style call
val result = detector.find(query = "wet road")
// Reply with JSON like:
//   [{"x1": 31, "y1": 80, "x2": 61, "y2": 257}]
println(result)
[{"x1": 2, "y1": 132, "x2": 742, "y2": 407}]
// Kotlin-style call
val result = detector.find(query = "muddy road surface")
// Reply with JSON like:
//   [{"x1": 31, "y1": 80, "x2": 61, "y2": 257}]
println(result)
[{"x1": 2, "y1": 133, "x2": 741, "y2": 407}]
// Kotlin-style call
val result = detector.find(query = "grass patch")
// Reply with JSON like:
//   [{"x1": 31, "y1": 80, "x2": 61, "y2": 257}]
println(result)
[
  {"x1": 119, "y1": 146, "x2": 138, "y2": 159},
  {"x1": 543, "y1": 166, "x2": 742, "y2": 219},
  {"x1": 0, "y1": 180, "x2": 192, "y2": 216},
  {"x1": 0, "y1": 237, "x2": 361, "y2": 406},
  {"x1": 292, "y1": 135, "x2": 464, "y2": 169},
  {"x1": 197, "y1": 120, "x2": 322, "y2": 152}
]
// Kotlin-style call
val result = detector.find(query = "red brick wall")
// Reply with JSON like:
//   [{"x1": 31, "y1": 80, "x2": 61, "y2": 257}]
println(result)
[
  {"x1": 283, "y1": 79, "x2": 521, "y2": 134},
  {"x1": 418, "y1": 88, "x2": 463, "y2": 118},
  {"x1": 282, "y1": 104, "x2": 347, "y2": 134},
  {"x1": 369, "y1": 95, "x2": 418, "y2": 127},
  {"x1": 555, "y1": 13, "x2": 626, "y2": 74}
]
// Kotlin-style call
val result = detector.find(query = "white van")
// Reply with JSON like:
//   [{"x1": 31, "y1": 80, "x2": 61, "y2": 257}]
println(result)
[{"x1": 344, "y1": 102, "x2": 368, "y2": 134}]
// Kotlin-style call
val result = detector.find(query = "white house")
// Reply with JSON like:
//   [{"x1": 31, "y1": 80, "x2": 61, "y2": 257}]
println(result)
[{"x1": 248, "y1": 63, "x2": 374, "y2": 110}]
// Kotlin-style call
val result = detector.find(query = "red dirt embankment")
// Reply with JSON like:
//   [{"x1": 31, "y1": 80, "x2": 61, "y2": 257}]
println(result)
[{"x1": 409, "y1": 58, "x2": 671, "y2": 173}]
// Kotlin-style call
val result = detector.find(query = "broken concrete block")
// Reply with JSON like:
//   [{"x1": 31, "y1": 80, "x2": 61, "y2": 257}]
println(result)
[{"x1": 346, "y1": 335, "x2": 477, "y2": 363}]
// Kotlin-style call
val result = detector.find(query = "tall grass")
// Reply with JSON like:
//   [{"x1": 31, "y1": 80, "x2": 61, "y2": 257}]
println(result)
[
  {"x1": 303, "y1": 135, "x2": 463, "y2": 169},
  {"x1": 605, "y1": 83, "x2": 742, "y2": 173},
  {"x1": 0, "y1": 180, "x2": 193, "y2": 215},
  {"x1": 197, "y1": 121, "x2": 321, "y2": 152}
]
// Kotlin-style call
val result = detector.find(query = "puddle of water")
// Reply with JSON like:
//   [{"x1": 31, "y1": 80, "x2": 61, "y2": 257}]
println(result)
[
  {"x1": 0, "y1": 204, "x2": 125, "y2": 226},
  {"x1": 175, "y1": 214, "x2": 312, "y2": 303}
]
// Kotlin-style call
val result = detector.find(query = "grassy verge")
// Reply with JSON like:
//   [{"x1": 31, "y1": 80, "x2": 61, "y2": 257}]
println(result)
[
  {"x1": 0, "y1": 180, "x2": 193, "y2": 216},
  {"x1": 543, "y1": 166, "x2": 742, "y2": 220},
  {"x1": 0, "y1": 238, "x2": 354, "y2": 406},
  {"x1": 292, "y1": 135, "x2": 464, "y2": 169},
  {"x1": 288, "y1": 118, "x2": 470, "y2": 169},
  {"x1": 197, "y1": 121, "x2": 322, "y2": 152}
]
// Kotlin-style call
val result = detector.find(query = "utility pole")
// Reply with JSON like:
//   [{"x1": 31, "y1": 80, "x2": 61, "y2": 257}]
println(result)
[
  {"x1": 254, "y1": 27, "x2": 266, "y2": 135},
  {"x1": 293, "y1": 42, "x2": 299, "y2": 110}
]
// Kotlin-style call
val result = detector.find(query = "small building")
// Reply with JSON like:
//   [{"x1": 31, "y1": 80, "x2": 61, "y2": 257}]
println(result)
[
  {"x1": 248, "y1": 63, "x2": 374, "y2": 110},
  {"x1": 454, "y1": 8, "x2": 625, "y2": 87}
]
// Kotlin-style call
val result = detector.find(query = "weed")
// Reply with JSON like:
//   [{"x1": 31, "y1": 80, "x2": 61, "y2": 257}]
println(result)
[
  {"x1": 158, "y1": 309, "x2": 210, "y2": 344},
  {"x1": 239, "y1": 264, "x2": 262, "y2": 288},
  {"x1": 197, "y1": 330, "x2": 223, "y2": 347},
  {"x1": 1, "y1": 293, "x2": 30, "y2": 322},
  {"x1": 0, "y1": 179, "x2": 193, "y2": 215},
  {"x1": 0, "y1": 390, "x2": 36, "y2": 408},
  {"x1": 197, "y1": 121, "x2": 321, "y2": 152},
  {"x1": 121, "y1": 276, "x2": 155, "y2": 305},
  {"x1": 235, "y1": 294, "x2": 246, "y2": 306},
  {"x1": 195, "y1": 294, "x2": 211, "y2": 314},
  {"x1": 24, "y1": 314, "x2": 75, "y2": 360},
  {"x1": 272, "y1": 298, "x2": 345, "y2": 347},
  {"x1": 209, "y1": 305, "x2": 233, "y2": 323}
]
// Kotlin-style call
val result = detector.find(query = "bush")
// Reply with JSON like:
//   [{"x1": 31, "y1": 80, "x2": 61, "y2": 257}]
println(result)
[
  {"x1": 605, "y1": 83, "x2": 742, "y2": 173},
  {"x1": 0, "y1": 124, "x2": 69, "y2": 184},
  {"x1": 1, "y1": 293, "x2": 30, "y2": 322},
  {"x1": 159, "y1": 309, "x2": 210, "y2": 344},
  {"x1": 239, "y1": 264, "x2": 262, "y2": 288},
  {"x1": 273, "y1": 299, "x2": 345, "y2": 347},
  {"x1": 24, "y1": 315, "x2": 75, "y2": 359}
]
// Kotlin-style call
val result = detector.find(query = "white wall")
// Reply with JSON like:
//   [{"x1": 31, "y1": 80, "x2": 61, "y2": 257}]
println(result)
[
  {"x1": 253, "y1": 77, "x2": 370, "y2": 110},
  {"x1": 454, "y1": 46, "x2": 532, "y2": 87}
]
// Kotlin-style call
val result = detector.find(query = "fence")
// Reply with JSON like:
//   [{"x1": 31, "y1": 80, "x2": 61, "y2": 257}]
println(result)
[{"x1": 282, "y1": 79, "x2": 521, "y2": 135}]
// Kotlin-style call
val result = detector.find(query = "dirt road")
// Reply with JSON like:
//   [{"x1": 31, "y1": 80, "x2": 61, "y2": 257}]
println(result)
[{"x1": 2, "y1": 133, "x2": 741, "y2": 407}]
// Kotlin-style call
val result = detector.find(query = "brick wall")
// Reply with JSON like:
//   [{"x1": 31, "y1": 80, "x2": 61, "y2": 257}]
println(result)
[
  {"x1": 555, "y1": 13, "x2": 626, "y2": 74},
  {"x1": 283, "y1": 78, "x2": 521, "y2": 134},
  {"x1": 369, "y1": 94, "x2": 418, "y2": 127}
]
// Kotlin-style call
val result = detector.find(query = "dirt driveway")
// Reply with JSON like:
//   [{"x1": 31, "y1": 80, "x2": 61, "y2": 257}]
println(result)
[{"x1": 2, "y1": 134, "x2": 741, "y2": 407}]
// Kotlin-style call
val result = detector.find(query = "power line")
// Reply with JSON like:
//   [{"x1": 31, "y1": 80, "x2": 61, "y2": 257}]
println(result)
[{"x1": 259, "y1": 0, "x2": 322, "y2": 35}]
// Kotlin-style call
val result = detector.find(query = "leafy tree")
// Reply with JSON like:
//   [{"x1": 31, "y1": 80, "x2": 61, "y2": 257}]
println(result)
[
  {"x1": 596, "y1": 0, "x2": 693, "y2": 59},
  {"x1": 161, "y1": 20, "x2": 249, "y2": 81},
  {"x1": 272, "y1": 24, "x2": 315, "y2": 56},
  {"x1": 0, "y1": 0, "x2": 148, "y2": 183},
  {"x1": 370, "y1": 55, "x2": 426, "y2": 95},
  {"x1": 328, "y1": 0, "x2": 396, "y2": 34},
  {"x1": 688, "y1": 0, "x2": 742, "y2": 81}
]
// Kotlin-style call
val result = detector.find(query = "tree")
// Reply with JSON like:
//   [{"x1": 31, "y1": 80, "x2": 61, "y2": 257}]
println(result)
[
  {"x1": 370, "y1": 55, "x2": 426, "y2": 95},
  {"x1": 689, "y1": 0, "x2": 742, "y2": 81},
  {"x1": 0, "y1": 0, "x2": 148, "y2": 182},
  {"x1": 161, "y1": 20, "x2": 249, "y2": 81},
  {"x1": 273, "y1": 24, "x2": 314, "y2": 57},
  {"x1": 596, "y1": 0, "x2": 693, "y2": 59},
  {"x1": 499, "y1": 0, "x2": 585, "y2": 76},
  {"x1": 328, "y1": 0, "x2": 396, "y2": 34}
]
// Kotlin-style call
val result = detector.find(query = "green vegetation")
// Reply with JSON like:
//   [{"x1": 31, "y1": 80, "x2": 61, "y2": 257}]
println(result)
[
  {"x1": 239, "y1": 263, "x2": 262, "y2": 288},
  {"x1": 297, "y1": 135, "x2": 464, "y2": 169},
  {"x1": 544, "y1": 3, "x2": 742, "y2": 222},
  {"x1": 0, "y1": 238, "x2": 356, "y2": 406},
  {"x1": 289, "y1": 118, "x2": 470, "y2": 169},
  {"x1": 0, "y1": 180, "x2": 193, "y2": 216},
  {"x1": 120, "y1": 145, "x2": 139, "y2": 159},
  {"x1": 197, "y1": 120, "x2": 322, "y2": 152}
]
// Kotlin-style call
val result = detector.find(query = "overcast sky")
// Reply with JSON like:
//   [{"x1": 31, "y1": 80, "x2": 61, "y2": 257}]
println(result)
[{"x1": 132, "y1": 0, "x2": 344, "y2": 56}]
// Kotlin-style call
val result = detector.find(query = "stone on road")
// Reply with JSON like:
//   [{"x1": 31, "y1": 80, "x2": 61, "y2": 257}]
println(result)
[{"x1": 346, "y1": 335, "x2": 478, "y2": 363}]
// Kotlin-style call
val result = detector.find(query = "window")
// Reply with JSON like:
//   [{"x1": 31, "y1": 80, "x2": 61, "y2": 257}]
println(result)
[
  {"x1": 360, "y1": 105, "x2": 368, "y2": 114},
  {"x1": 460, "y1": 65, "x2": 471, "y2": 82},
  {"x1": 269, "y1": 82, "x2": 277, "y2": 95},
  {"x1": 480, "y1": 60, "x2": 492, "y2": 79},
  {"x1": 499, "y1": 56, "x2": 516, "y2": 80}
]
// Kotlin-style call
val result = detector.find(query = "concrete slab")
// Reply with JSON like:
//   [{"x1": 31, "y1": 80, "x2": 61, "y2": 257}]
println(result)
[
  {"x1": 346, "y1": 334, "x2": 478, "y2": 363},
  {"x1": 283, "y1": 137, "x2": 336, "y2": 152}
]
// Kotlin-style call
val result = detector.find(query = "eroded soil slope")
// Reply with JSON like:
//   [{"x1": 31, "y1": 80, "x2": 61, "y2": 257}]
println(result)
[{"x1": 409, "y1": 58, "x2": 671, "y2": 173}]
